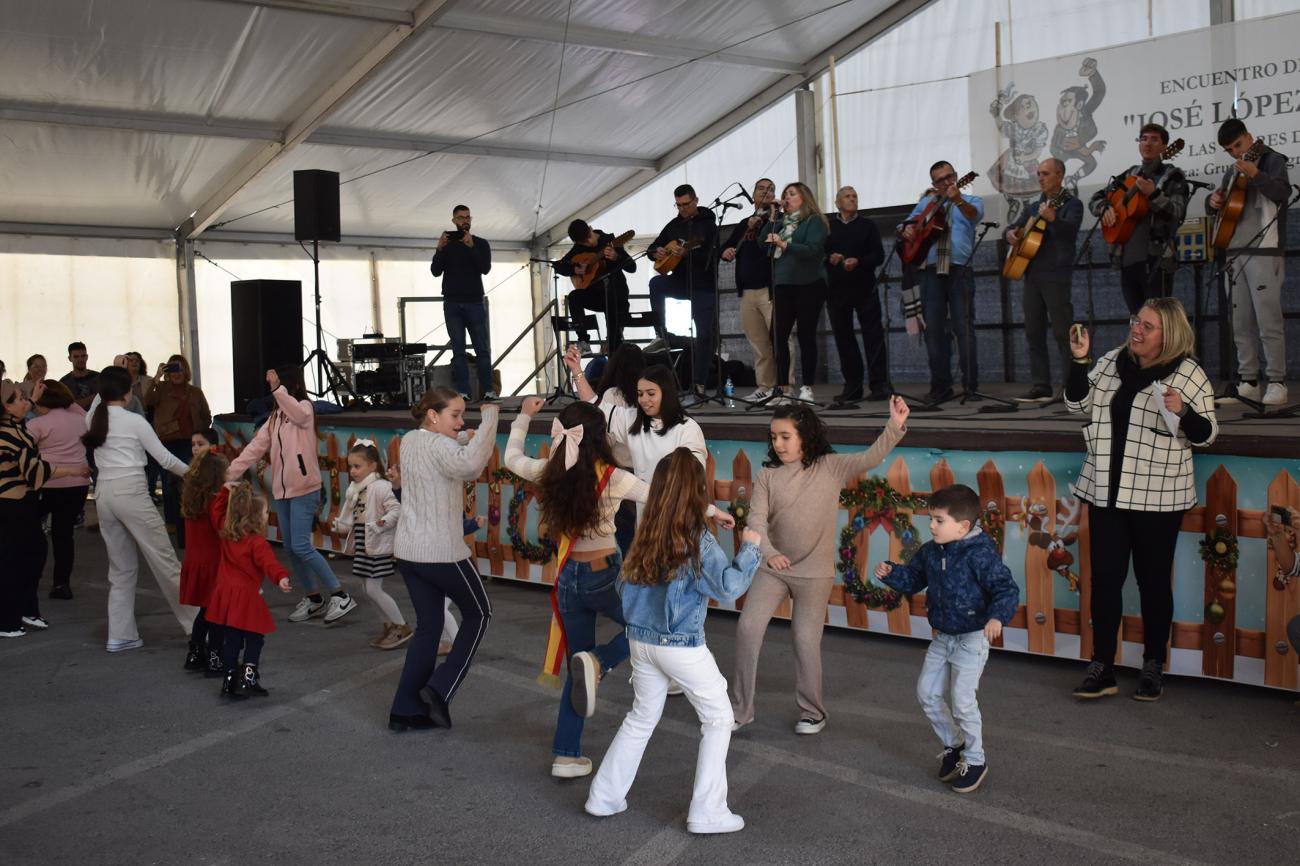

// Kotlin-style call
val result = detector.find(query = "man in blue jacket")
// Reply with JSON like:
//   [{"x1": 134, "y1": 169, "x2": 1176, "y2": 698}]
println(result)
[{"x1": 877, "y1": 483, "x2": 1019, "y2": 795}]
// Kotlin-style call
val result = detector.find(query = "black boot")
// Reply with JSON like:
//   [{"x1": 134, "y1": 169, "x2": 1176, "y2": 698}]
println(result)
[
  {"x1": 221, "y1": 668, "x2": 247, "y2": 700},
  {"x1": 237, "y1": 663, "x2": 269, "y2": 697},
  {"x1": 204, "y1": 649, "x2": 226, "y2": 678},
  {"x1": 184, "y1": 642, "x2": 205, "y2": 671}
]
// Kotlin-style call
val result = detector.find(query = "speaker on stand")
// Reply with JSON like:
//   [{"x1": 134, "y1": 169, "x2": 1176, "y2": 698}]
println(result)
[{"x1": 293, "y1": 169, "x2": 352, "y2": 404}]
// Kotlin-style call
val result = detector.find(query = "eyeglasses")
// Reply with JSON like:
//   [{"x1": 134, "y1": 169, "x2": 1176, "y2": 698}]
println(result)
[
  {"x1": 675, "y1": 201, "x2": 695, "y2": 209},
  {"x1": 1129, "y1": 316, "x2": 1162, "y2": 334},
  {"x1": 933, "y1": 173, "x2": 957, "y2": 185}
]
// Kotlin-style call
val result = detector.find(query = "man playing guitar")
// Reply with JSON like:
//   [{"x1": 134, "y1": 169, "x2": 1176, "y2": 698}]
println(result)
[
  {"x1": 1205, "y1": 118, "x2": 1291, "y2": 406},
  {"x1": 1088, "y1": 122, "x2": 1189, "y2": 315},
  {"x1": 1005, "y1": 158, "x2": 1082, "y2": 403},
  {"x1": 646, "y1": 184, "x2": 718, "y2": 402},
  {"x1": 900, "y1": 160, "x2": 985, "y2": 404},
  {"x1": 553, "y1": 219, "x2": 636, "y2": 353}
]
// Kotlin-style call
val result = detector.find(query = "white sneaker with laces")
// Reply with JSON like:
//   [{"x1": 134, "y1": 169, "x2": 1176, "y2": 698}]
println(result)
[
  {"x1": 482, "y1": 390, "x2": 500, "y2": 402},
  {"x1": 1263, "y1": 383, "x2": 1288, "y2": 406},
  {"x1": 106, "y1": 637, "x2": 144, "y2": 653},
  {"x1": 1, "y1": 628, "x2": 27, "y2": 639},
  {"x1": 21, "y1": 616, "x2": 49, "y2": 630},
  {"x1": 798, "y1": 385, "x2": 816, "y2": 403},
  {"x1": 323, "y1": 594, "x2": 357, "y2": 623},
  {"x1": 794, "y1": 715, "x2": 826, "y2": 735},
  {"x1": 1237, "y1": 381, "x2": 1261, "y2": 401},
  {"x1": 745, "y1": 387, "x2": 772, "y2": 401},
  {"x1": 288, "y1": 597, "x2": 325, "y2": 622},
  {"x1": 687, "y1": 812, "x2": 745, "y2": 834}
]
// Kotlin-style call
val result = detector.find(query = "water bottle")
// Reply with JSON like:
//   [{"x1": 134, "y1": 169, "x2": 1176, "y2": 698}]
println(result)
[{"x1": 724, "y1": 377, "x2": 735, "y2": 408}]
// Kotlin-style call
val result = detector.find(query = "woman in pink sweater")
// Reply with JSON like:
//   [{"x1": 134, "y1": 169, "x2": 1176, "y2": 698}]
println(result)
[
  {"x1": 28, "y1": 381, "x2": 91, "y2": 600},
  {"x1": 226, "y1": 367, "x2": 354, "y2": 624}
]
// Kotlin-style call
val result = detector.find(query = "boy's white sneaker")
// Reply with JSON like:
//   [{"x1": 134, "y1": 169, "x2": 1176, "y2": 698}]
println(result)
[{"x1": 687, "y1": 813, "x2": 745, "y2": 834}]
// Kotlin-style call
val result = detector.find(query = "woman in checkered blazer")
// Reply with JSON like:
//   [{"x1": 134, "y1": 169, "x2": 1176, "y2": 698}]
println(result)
[{"x1": 1063, "y1": 298, "x2": 1217, "y2": 703}]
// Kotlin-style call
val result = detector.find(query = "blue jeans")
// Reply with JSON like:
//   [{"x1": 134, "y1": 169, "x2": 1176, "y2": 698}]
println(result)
[
  {"x1": 272, "y1": 492, "x2": 341, "y2": 594},
  {"x1": 648, "y1": 272, "x2": 715, "y2": 388},
  {"x1": 444, "y1": 300, "x2": 493, "y2": 396},
  {"x1": 554, "y1": 552, "x2": 628, "y2": 757},
  {"x1": 920, "y1": 265, "x2": 977, "y2": 393},
  {"x1": 916, "y1": 630, "x2": 990, "y2": 765}
]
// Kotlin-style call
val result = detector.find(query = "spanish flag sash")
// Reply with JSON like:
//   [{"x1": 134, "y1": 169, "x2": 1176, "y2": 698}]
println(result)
[{"x1": 538, "y1": 463, "x2": 616, "y2": 688}]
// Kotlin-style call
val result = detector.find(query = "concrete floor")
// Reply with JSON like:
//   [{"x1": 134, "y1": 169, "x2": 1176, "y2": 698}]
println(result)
[{"x1": 3, "y1": 530, "x2": 1300, "y2": 866}]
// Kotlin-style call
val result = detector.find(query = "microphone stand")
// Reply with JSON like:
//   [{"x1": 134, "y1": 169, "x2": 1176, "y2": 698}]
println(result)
[
  {"x1": 530, "y1": 256, "x2": 576, "y2": 406},
  {"x1": 959, "y1": 221, "x2": 1018, "y2": 412},
  {"x1": 694, "y1": 188, "x2": 752, "y2": 409}
]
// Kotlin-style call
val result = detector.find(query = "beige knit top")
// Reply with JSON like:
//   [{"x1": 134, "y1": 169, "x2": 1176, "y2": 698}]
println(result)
[{"x1": 749, "y1": 420, "x2": 906, "y2": 580}]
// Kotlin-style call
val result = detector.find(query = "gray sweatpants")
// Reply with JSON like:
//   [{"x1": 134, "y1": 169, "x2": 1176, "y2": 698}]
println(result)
[{"x1": 1229, "y1": 253, "x2": 1286, "y2": 383}]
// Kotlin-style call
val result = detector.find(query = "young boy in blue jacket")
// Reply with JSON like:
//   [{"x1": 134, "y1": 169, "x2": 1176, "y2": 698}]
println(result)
[{"x1": 875, "y1": 483, "x2": 1019, "y2": 794}]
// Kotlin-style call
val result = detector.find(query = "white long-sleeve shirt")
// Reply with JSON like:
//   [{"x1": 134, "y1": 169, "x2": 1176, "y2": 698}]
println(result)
[
  {"x1": 606, "y1": 406, "x2": 709, "y2": 519},
  {"x1": 86, "y1": 405, "x2": 188, "y2": 482}
]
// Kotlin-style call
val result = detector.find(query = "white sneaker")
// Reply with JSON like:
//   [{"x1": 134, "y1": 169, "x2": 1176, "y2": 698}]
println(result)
[
  {"x1": 731, "y1": 719, "x2": 750, "y2": 733},
  {"x1": 745, "y1": 387, "x2": 772, "y2": 401},
  {"x1": 482, "y1": 390, "x2": 500, "y2": 402},
  {"x1": 288, "y1": 597, "x2": 325, "y2": 622},
  {"x1": 584, "y1": 797, "x2": 627, "y2": 817},
  {"x1": 323, "y1": 594, "x2": 357, "y2": 623},
  {"x1": 0, "y1": 628, "x2": 26, "y2": 639},
  {"x1": 570, "y1": 651, "x2": 600, "y2": 718},
  {"x1": 794, "y1": 715, "x2": 826, "y2": 735},
  {"x1": 1237, "y1": 381, "x2": 1261, "y2": 401},
  {"x1": 550, "y1": 756, "x2": 593, "y2": 778},
  {"x1": 1263, "y1": 383, "x2": 1288, "y2": 406},
  {"x1": 21, "y1": 616, "x2": 49, "y2": 630},
  {"x1": 687, "y1": 812, "x2": 745, "y2": 834},
  {"x1": 106, "y1": 638, "x2": 144, "y2": 653},
  {"x1": 797, "y1": 386, "x2": 816, "y2": 403},
  {"x1": 665, "y1": 681, "x2": 685, "y2": 696}
]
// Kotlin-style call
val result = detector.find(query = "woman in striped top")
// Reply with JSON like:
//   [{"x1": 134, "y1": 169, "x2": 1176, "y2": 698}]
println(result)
[{"x1": 1, "y1": 379, "x2": 90, "y2": 638}]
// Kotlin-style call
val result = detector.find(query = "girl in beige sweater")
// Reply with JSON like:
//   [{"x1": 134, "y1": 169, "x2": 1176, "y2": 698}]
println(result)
[{"x1": 732, "y1": 396, "x2": 908, "y2": 734}]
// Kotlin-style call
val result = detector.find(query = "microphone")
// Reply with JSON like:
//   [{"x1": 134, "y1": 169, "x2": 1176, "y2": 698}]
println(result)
[
  {"x1": 721, "y1": 201, "x2": 742, "y2": 211},
  {"x1": 1185, "y1": 179, "x2": 1215, "y2": 191},
  {"x1": 981, "y1": 221, "x2": 1000, "y2": 228},
  {"x1": 736, "y1": 187, "x2": 754, "y2": 205}
]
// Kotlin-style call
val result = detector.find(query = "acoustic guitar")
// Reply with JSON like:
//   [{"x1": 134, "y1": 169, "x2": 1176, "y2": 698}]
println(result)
[
  {"x1": 568, "y1": 230, "x2": 635, "y2": 289},
  {"x1": 898, "y1": 171, "x2": 979, "y2": 265},
  {"x1": 1002, "y1": 188, "x2": 1073, "y2": 280},
  {"x1": 1100, "y1": 138, "x2": 1185, "y2": 245},
  {"x1": 653, "y1": 238, "x2": 702, "y2": 275},
  {"x1": 1210, "y1": 139, "x2": 1266, "y2": 250}
]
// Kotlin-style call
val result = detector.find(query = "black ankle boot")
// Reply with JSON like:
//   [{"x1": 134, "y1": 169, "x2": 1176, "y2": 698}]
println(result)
[
  {"x1": 184, "y1": 643, "x2": 205, "y2": 671},
  {"x1": 221, "y1": 668, "x2": 247, "y2": 700},
  {"x1": 204, "y1": 649, "x2": 226, "y2": 678},
  {"x1": 237, "y1": 663, "x2": 269, "y2": 697}
]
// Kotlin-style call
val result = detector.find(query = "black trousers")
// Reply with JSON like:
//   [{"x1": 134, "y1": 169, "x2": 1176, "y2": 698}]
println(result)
[
  {"x1": 1087, "y1": 504, "x2": 1185, "y2": 664},
  {"x1": 40, "y1": 485, "x2": 89, "y2": 590},
  {"x1": 222, "y1": 628, "x2": 265, "y2": 668},
  {"x1": 0, "y1": 494, "x2": 46, "y2": 630},
  {"x1": 827, "y1": 284, "x2": 886, "y2": 393},
  {"x1": 567, "y1": 282, "x2": 629, "y2": 350},
  {"x1": 774, "y1": 279, "x2": 827, "y2": 388},
  {"x1": 1120, "y1": 261, "x2": 1172, "y2": 316},
  {"x1": 391, "y1": 558, "x2": 492, "y2": 716}
]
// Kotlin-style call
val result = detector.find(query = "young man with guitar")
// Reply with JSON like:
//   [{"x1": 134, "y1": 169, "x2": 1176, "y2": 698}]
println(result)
[
  {"x1": 1004, "y1": 158, "x2": 1082, "y2": 403},
  {"x1": 553, "y1": 219, "x2": 636, "y2": 353},
  {"x1": 900, "y1": 161, "x2": 985, "y2": 404},
  {"x1": 825, "y1": 185, "x2": 888, "y2": 403},
  {"x1": 647, "y1": 184, "x2": 718, "y2": 401},
  {"x1": 1088, "y1": 123, "x2": 1189, "y2": 315},
  {"x1": 1205, "y1": 117, "x2": 1291, "y2": 406}
]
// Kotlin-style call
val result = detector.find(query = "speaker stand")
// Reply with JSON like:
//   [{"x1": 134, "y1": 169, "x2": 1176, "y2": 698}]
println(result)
[{"x1": 301, "y1": 238, "x2": 353, "y2": 405}]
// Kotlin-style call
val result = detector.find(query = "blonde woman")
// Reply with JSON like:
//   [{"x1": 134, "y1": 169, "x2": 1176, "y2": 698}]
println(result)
[{"x1": 764, "y1": 182, "x2": 831, "y2": 404}]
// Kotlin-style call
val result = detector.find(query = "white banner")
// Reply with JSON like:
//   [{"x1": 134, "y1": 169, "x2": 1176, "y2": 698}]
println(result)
[{"x1": 968, "y1": 11, "x2": 1300, "y2": 225}]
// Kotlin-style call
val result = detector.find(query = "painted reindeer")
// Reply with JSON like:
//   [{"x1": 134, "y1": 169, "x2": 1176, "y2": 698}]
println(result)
[{"x1": 1025, "y1": 497, "x2": 1083, "y2": 592}]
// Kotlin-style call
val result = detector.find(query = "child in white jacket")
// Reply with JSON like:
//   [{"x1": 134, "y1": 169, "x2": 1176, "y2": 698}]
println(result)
[{"x1": 332, "y1": 440, "x2": 407, "y2": 650}]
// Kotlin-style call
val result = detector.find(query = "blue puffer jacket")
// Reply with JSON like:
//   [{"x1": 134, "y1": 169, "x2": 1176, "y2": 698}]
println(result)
[
  {"x1": 620, "y1": 530, "x2": 761, "y2": 648},
  {"x1": 879, "y1": 527, "x2": 1019, "y2": 635}
]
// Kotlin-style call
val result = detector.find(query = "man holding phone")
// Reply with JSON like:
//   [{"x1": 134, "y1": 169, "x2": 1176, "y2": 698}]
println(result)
[
  {"x1": 431, "y1": 204, "x2": 496, "y2": 401},
  {"x1": 145, "y1": 355, "x2": 211, "y2": 546}
]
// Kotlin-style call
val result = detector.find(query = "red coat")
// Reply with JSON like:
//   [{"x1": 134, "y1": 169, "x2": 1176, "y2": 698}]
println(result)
[
  {"x1": 179, "y1": 488, "x2": 226, "y2": 608},
  {"x1": 206, "y1": 493, "x2": 291, "y2": 635}
]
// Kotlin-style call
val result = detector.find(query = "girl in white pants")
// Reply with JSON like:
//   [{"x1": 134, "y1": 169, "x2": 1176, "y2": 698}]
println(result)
[
  {"x1": 585, "y1": 448, "x2": 763, "y2": 834},
  {"x1": 84, "y1": 367, "x2": 196, "y2": 651}
]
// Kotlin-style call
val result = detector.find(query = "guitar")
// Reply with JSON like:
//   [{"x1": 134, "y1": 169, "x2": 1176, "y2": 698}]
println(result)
[
  {"x1": 1210, "y1": 139, "x2": 1266, "y2": 250},
  {"x1": 1002, "y1": 188, "x2": 1073, "y2": 280},
  {"x1": 898, "y1": 171, "x2": 979, "y2": 265},
  {"x1": 653, "y1": 238, "x2": 702, "y2": 275},
  {"x1": 568, "y1": 230, "x2": 635, "y2": 289},
  {"x1": 1100, "y1": 138, "x2": 1185, "y2": 245}
]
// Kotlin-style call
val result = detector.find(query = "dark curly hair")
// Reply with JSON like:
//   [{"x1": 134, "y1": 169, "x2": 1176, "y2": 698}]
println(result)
[
  {"x1": 763, "y1": 403, "x2": 834, "y2": 468},
  {"x1": 595, "y1": 342, "x2": 646, "y2": 406},
  {"x1": 538, "y1": 401, "x2": 618, "y2": 539},
  {"x1": 630, "y1": 364, "x2": 688, "y2": 436}
]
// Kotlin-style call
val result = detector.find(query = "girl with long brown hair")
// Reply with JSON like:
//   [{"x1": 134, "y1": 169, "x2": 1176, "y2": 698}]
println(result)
[
  {"x1": 179, "y1": 448, "x2": 230, "y2": 675},
  {"x1": 586, "y1": 448, "x2": 763, "y2": 835}
]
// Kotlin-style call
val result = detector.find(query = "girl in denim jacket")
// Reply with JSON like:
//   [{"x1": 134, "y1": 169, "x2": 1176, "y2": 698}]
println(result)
[{"x1": 586, "y1": 448, "x2": 762, "y2": 835}]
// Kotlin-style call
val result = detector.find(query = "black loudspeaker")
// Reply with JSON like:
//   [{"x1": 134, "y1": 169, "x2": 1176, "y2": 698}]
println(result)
[
  {"x1": 231, "y1": 280, "x2": 303, "y2": 412},
  {"x1": 293, "y1": 169, "x2": 340, "y2": 242}
]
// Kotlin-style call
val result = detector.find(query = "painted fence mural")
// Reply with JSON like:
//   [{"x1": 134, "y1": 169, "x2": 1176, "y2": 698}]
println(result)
[{"x1": 213, "y1": 419, "x2": 1300, "y2": 692}]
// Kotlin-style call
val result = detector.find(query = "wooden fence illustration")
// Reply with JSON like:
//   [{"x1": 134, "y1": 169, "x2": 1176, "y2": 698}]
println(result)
[{"x1": 218, "y1": 427, "x2": 1300, "y2": 691}]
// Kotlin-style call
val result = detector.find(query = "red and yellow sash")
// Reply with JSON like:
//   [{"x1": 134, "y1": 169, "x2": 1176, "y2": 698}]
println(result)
[{"x1": 538, "y1": 463, "x2": 615, "y2": 688}]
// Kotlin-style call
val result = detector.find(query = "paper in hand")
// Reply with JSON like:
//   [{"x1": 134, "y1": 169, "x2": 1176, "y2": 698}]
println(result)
[{"x1": 1148, "y1": 382, "x2": 1180, "y2": 436}]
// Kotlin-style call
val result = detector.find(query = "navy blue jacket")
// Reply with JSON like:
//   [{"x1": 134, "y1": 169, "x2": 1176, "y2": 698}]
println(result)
[{"x1": 879, "y1": 527, "x2": 1019, "y2": 635}]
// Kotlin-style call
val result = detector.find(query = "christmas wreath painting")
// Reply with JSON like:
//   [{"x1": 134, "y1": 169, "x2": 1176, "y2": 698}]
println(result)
[
  {"x1": 491, "y1": 468, "x2": 557, "y2": 563},
  {"x1": 836, "y1": 478, "x2": 926, "y2": 610},
  {"x1": 1199, "y1": 523, "x2": 1239, "y2": 625}
]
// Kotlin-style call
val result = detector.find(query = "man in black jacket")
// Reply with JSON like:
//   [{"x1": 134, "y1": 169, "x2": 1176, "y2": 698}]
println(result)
[
  {"x1": 1005, "y1": 158, "x2": 1082, "y2": 403},
  {"x1": 553, "y1": 220, "x2": 635, "y2": 353},
  {"x1": 1206, "y1": 117, "x2": 1291, "y2": 406},
  {"x1": 430, "y1": 204, "x2": 495, "y2": 400},
  {"x1": 825, "y1": 186, "x2": 887, "y2": 403},
  {"x1": 647, "y1": 184, "x2": 718, "y2": 398}
]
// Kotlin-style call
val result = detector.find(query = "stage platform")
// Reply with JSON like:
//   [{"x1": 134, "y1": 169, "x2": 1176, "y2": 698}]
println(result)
[{"x1": 214, "y1": 381, "x2": 1300, "y2": 694}]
